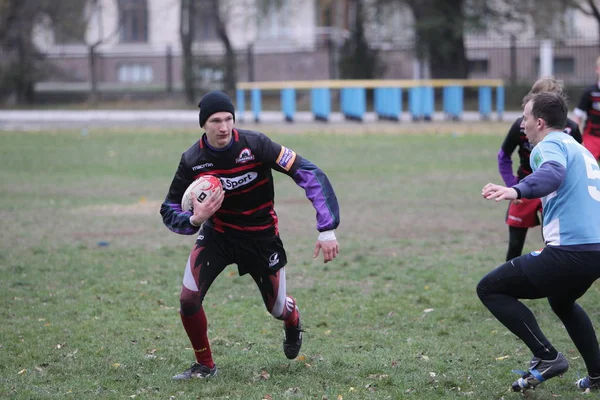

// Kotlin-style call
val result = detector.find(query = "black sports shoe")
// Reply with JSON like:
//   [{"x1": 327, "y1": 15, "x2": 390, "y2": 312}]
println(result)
[
  {"x1": 511, "y1": 352, "x2": 569, "y2": 392},
  {"x1": 576, "y1": 375, "x2": 600, "y2": 391},
  {"x1": 283, "y1": 312, "x2": 303, "y2": 359},
  {"x1": 172, "y1": 362, "x2": 218, "y2": 380}
]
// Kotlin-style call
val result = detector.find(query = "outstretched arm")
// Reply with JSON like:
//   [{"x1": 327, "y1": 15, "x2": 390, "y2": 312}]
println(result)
[{"x1": 291, "y1": 158, "x2": 340, "y2": 263}]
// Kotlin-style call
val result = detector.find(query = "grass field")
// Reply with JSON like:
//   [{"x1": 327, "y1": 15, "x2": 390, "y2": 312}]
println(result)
[{"x1": 1, "y1": 125, "x2": 597, "y2": 399}]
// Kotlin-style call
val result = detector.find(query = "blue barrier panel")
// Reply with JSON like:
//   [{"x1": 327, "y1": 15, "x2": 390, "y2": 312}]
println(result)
[
  {"x1": 443, "y1": 86, "x2": 464, "y2": 120},
  {"x1": 311, "y1": 88, "x2": 331, "y2": 121},
  {"x1": 390, "y1": 88, "x2": 402, "y2": 121},
  {"x1": 281, "y1": 88, "x2": 296, "y2": 122},
  {"x1": 374, "y1": 87, "x2": 384, "y2": 117},
  {"x1": 479, "y1": 86, "x2": 492, "y2": 120},
  {"x1": 409, "y1": 87, "x2": 423, "y2": 120},
  {"x1": 340, "y1": 88, "x2": 349, "y2": 119},
  {"x1": 496, "y1": 86, "x2": 505, "y2": 120},
  {"x1": 251, "y1": 88, "x2": 261, "y2": 123},
  {"x1": 442, "y1": 87, "x2": 451, "y2": 117},
  {"x1": 423, "y1": 86, "x2": 434, "y2": 121},
  {"x1": 343, "y1": 87, "x2": 365, "y2": 122},
  {"x1": 375, "y1": 87, "x2": 401, "y2": 121},
  {"x1": 236, "y1": 89, "x2": 245, "y2": 121}
]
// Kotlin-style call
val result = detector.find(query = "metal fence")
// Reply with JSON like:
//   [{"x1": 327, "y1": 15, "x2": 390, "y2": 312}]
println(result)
[{"x1": 36, "y1": 36, "x2": 600, "y2": 106}]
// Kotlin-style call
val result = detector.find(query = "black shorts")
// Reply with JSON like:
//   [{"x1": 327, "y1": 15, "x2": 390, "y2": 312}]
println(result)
[
  {"x1": 196, "y1": 225, "x2": 288, "y2": 276},
  {"x1": 513, "y1": 247, "x2": 600, "y2": 295}
]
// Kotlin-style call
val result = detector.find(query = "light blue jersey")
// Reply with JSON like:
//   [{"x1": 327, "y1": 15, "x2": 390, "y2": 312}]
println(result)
[{"x1": 530, "y1": 131, "x2": 600, "y2": 246}]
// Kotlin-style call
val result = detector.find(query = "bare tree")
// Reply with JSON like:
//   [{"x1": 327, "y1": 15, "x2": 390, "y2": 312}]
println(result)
[
  {"x1": 340, "y1": 0, "x2": 383, "y2": 79},
  {"x1": 211, "y1": 0, "x2": 236, "y2": 94},
  {"x1": 0, "y1": 0, "x2": 47, "y2": 104},
  {"x1": 52, "y1": 0, "x2": 121, "y2": 104},
  {"x1": 374, "y1": 0, "x2": 577, "y2": 79},
  {"x1": 405, "y1": 0, "x2": 468, "y2": 79},
  {"x1": 180, "y1": 0, "x2": 197, "y2": 103},
  {"x1": 573, "y1": 0, "x2": 600, "y2": 49}
]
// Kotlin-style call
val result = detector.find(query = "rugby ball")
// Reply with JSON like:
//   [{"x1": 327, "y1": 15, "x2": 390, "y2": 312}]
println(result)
[{"x1": 181, "y1": 175, "x2": 222, "y2": 212}]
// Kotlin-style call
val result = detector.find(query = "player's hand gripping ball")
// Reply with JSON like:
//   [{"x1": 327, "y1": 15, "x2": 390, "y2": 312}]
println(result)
[{"x1": 181, "y1": 175, "x2": 222, "y2": 212}]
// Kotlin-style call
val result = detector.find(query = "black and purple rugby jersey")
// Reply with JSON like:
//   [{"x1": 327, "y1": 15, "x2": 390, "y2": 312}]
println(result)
[
  {"x1": 498, "y1": 117, "x2": 581, "y2": 187},
  {"x1": 160, "y1": 128, "x2": 340, "y2": 237}
]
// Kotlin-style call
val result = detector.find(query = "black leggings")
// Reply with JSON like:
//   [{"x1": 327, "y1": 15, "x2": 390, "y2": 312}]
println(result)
[
  {"x1": 506, "y1": 226, "x2": 528, "y2": 262},
  {"x1": 477, "y1": 249, "x2": 600, "y2": 375}
]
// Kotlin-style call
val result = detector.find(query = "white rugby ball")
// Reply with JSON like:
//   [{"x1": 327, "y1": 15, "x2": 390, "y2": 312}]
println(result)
[{"x1": 181, "y1": 175, "x2": 222, "y2": 212}]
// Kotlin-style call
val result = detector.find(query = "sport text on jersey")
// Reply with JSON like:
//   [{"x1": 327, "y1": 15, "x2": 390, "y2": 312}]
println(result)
[{"x1": 220, "y1": 172, "x2": 258, "y2": 190}]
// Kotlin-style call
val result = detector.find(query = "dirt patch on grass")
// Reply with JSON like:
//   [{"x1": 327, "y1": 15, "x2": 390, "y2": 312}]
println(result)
[{"x1": 78, "y1": 200, "x2": 162, "y2": 216}]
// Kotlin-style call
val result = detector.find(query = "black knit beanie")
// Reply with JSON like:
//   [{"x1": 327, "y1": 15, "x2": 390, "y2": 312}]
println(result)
[{"x1": 198, "y1": 91, "x2": 236, "y2": 127}]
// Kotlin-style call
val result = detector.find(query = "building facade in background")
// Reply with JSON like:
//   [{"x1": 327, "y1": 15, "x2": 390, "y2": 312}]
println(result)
[{"x1": 32, "y1": 0, "x2": 600, "y2": 96}]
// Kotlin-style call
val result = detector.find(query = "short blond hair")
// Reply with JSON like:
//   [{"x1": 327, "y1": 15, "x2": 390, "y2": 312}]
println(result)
[{"x1": 522, "y1": 76, "x2": 564, "y2": 107}]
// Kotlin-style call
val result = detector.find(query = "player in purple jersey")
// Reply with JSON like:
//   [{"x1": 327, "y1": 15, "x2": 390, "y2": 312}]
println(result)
[
  {"x1": 160, "y1": 91, "x2": 341, "y2": 380},
  {"x1": 574, "y1": 56, "x2": 600, "y2": 161},
  {"x1": 497, "y1": 77, "x2": 582, "y2": 261}
]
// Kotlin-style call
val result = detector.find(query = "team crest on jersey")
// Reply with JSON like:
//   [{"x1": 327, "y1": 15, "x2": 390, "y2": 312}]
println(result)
[
  {"x1": 533, "y1": 153, "x2": 542, "y2": 168},
  {"x1": 236, "y1": 148, "x2": 255, "y2": 164},
  {"x1": 276, "y1": 146, "x2": 296, "y2": 171}
]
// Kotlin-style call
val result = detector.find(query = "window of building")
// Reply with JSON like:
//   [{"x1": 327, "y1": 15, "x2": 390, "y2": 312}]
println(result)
[
  {"x1": 118, "y1": 64, "x2": 153, "y2": 83},
  {"x1": 256, "y1": 0, "x2": 291, "y2": 39},
  {"x1": 534, "y1": 57, "x2": 575, "y2": 75},
  {"x1": 468, "y1": 59, "x2": 489, "y2": 74},
  {"x1": 554, "y1": 57, "x2": 575, "y2": 74},
  {"x1": 119, "y1": 0, "x2": 148, "y2": 43},
  {"x1": 194, "y1": 0, "x2": 217, "y2": 41}
]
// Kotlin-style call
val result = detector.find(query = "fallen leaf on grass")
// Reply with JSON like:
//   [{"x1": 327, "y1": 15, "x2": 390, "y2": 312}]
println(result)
[
  {"x1": 260, "y1": 370, "x2": 270, "y2": 380},
  {"x1": 112, "y1": 363, "x2": 121, "y2": 368},
  {"x1": 495, "y1": 355, "x2": 509, "y2": 361},
  {"x1": 298, "y1": 355, "x2": 306, "y2": 361},
  {"x1": 262, "y1": 395, "x2": 272, "y2": 400},
  {"x1": 324, "y1": 330, "x2": 331, "y2": 335},
  {"x1": 18, "y1": 369, "x2": 26, "y2": 375},
  {"x1": 368, "y1": 374, "x2": 389, "y2": 380},
  {"x1": 423, "y1": 308, "x2": 435, "y2": 313}
]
